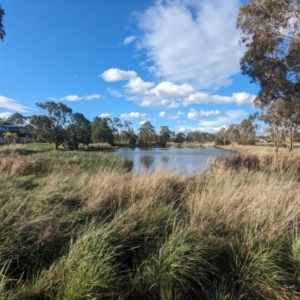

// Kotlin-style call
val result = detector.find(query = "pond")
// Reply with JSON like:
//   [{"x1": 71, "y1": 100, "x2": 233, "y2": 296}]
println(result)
[{"x1": 112, "y1": 146, "x2": 234, "y2": 176}]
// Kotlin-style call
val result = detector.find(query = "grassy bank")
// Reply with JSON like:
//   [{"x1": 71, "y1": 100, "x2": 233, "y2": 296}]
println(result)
[{"x1": 0, "y1": 146, "x2": 300, "y2": 299}]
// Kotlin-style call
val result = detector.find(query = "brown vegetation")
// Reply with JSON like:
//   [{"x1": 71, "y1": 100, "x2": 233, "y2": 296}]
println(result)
[{"x1": 1, "y1": 146, "x2": 300, "y2": 299}]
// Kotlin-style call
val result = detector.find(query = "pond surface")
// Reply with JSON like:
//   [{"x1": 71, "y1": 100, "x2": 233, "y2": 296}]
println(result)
[{"x1": 112, "y1": 146, "x2": 234, "y2": 175}]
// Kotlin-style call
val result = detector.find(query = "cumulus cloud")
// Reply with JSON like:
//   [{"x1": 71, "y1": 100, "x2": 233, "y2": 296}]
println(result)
[
  {"x1": 198, "y1": 110, "x2": 247, "y2": 128},
  {"x1": 159, "y1": 110, "x2": 183, "y2": 119},
  {"x1": 101, "y1": 68, "x2": 137, "y2": 82},
  {"x1": 138, "y1": 97, "x2": 181, "y2": 108},
  {"x1": 184, "y1": 92, "x2": 255, "y2": 106},
  {"x1": 0, "y1": 112, "x2": 12, "y2": 119},
  {"x1": 139, "y1": 120, "x2": 147, "y2": 125},
  {"x1": 177, "y1": 110, "x2": 247, "y2": 134},
  {"x1": 158, "y1": 111, "x2": 167, "y2": 118},
  {"x1": 123, "y1": 35, "x2": 136, "y2": 45},
  {"x1": 187, "y1": 109, "x2": 220, "y2": 120},
  {"x1": 85, "y1": 94, "x2": 101, "y2": 100},
  {"x1": 0, "y1": 95, "x2": 28, "y2": 112},
  {"x1": 137, "y1": 0, "x2": 243, "y2": 88},
  {"x1": 177, "y1": 127, "x2": 186, "y2": 133},
  {"x1": 59, "y1": 94, "x2": 101, "y2": 101},
  {"x1": 126, "y1": 77, "x2": 154, "y2": 93},
  {"x1": 100, "y1": 69, "x2": 255, "y2": 109},
  {"x1": 99, "y1": 113, "x2": 111, "y2": 118},
  {"x1": 149, "y1": 81, "x2": 194, "y2": 99},
  {"x1": 121, "y1": 112, "x2": 148, "y2": 119},
  {"x1": 60, "y1": 95, "x2": 83, "y2": 101}
]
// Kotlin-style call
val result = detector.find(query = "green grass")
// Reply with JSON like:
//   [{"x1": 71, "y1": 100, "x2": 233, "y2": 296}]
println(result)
[{"x1": 0, "y1": 149, "x2": 300, "y2": 299}]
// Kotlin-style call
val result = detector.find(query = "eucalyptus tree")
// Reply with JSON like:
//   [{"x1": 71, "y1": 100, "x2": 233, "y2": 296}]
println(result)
[
  {"x1": 138, "y1": 121, "x2": 157, "y2": 145},
  {"x1": 65, "y1": 113, "x2": 91, "y2": 150},
  {"x1": 226, "y1": 124, "x2": 240, "y2": 147},
  {"x1": 91, "y1": 117, "x2": 114, "y2": 145},
  {"x1": 28, "y1": 101, "x2": 72, "y2": 150},
  {"x1": 7, "y1": 113, "x2": 28, "y2": 126},
  {"x1": 174, "y1": 132, "x2": 186, "y2": 144},
  {"x1": 217, "y1": 127, "x2": 228, "y2": 145},
  {"x1": 159, "y1": 126, "x2": 174, "y2": 145},
  {"x1": 260, "y1": 98, "x2": 300, "y2": 152},
  {"x1": 237, "y1": 0, "x2": 300, "y2": 107},
  {"x1": 238, "y1": 114, "x2": 257, "y2": 146}
]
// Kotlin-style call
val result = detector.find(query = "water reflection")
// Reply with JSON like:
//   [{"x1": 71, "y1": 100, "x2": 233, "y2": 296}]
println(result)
[
  {"x1": 113, "y1": 146, "x2": 234, "y2": 176},
  {"x1": 140, "y1": 156, "x2": 154, "y2": 169},
  {"x1": 160, "y1": 156, "x2": 169, "y2": 164}
]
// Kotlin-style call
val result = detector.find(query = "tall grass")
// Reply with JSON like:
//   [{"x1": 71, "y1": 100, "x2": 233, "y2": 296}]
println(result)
[{"x1": 0, "y1": 149, "x2": 300, "y2": 299}]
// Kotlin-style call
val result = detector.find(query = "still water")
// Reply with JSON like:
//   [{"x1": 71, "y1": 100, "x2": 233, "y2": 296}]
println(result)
[{"x1": 112, "y1": 146, "x2": 234, "y2": 175}]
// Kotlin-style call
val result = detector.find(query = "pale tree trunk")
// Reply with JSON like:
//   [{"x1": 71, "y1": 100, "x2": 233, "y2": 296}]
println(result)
[{"x1": 270, "y1": 124, "x2": 282, "y2": 158}]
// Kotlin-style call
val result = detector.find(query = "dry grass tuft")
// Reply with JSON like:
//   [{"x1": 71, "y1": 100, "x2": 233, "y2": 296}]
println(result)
[{"x1": 1, "y1": 149, "x2": 300, "y2": 298}]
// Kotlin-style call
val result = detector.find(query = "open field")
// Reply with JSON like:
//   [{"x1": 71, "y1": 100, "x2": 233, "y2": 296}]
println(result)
[{"x1": 0, "y1": 145, "x2": 300, "y2": 299}]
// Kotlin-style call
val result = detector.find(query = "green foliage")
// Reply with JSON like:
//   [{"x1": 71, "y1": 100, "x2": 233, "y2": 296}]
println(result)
[
  {"x1": 159, "y1": 126, "x2": 174, "y2": 145},
  {"x1": 0, "y1": 118, "x2": 11, "y2": 125},
  {"x1": 65, "y1": 113, "x2": 91, "y2": 150},
  {"x1": 237, "y1": 0, "x2": 300, "y2": 107},
  {"x1": 186, "y1": 130, "x2": 215, "y2": 143},
  {"x1": 7, "y1": 113, "x2": 27, "y2": 126},
  {"x1": 138, "y1": 121, "x2": 157, "y2": 145},
  {"x1": 91, "y1": 117, "x2": 115, "y2": 145},
  {"x1": 174, "y1": 132, "x2": 186, "y2": 144},
  {"x1": 238, "y1": 114, "x2": 257, "y2": 146},
  {"x1": 0, "y1": 5, "x2": 5, "y2": 41},
  {"x1": 1, "y1": 150, "x2": 300, "y2": 298},
  {"x1": 28, "y1": 101, "x2": 73, "y2": 150}
]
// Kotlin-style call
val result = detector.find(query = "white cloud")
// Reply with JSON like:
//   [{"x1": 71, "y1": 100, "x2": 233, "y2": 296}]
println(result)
[
  {"x1": 107, "y1": 88, "x2": 123, "y2": 97},
  {"x1": 187, "y1": 109, "x2": 220, "y2": 120},
  {"x1": 123, "y1": 35, "x2": 136, "y2": 45},
  {"x1": 121, "y1": 112, "x2": 148, "y2": 119},
  {"x1": 159, "y1": 110, "x2": 183, "y2": 119},
  {"x1": 85, "y1": 94, "x2": 101, "y2": 100},
  {"x1": 178, "y1": 127, "x2": 186, "y2": 133},
  {"x1": 0, "y1": 112, "x2": 12, "y2": 119},
  {"x1": 196, "y1": 126, "x2": 228, "y2": 133},
  {"x1": 126, "y1": 77, "x2": 154, "y2": 93},
  {"x1": 0, "y1": 95, "x2": 28, "y2": 112},
  {"x1": 139, "y1": 120, "x2": 146, "y2": 125},
  {"x1": 137, "y1": 96, "x2": 181, "y2": 108},
  {"x1": 59, "y1": 94, "x2": 101, "y2": 101},
  {"x1": 158, "y1": 111, "x2": 167, "y2": 118},
  {"x1": 184, "y1": 91, "x2": 255, "y2": 106},
  {"x1": 137, "y1": 0, "x2": 243, "y2": 88},
  {"x1": 99, "y1": 113, "x2": 111, "y2": 118},
  {"x1": 60, "y1": 95, "x2": 83, "y2": 101},
  {"x1": 231, "y1": 92, "x2": 255, "y2": 106},
  {"x1": 149, "y1": 81, "x2": 194, "y2": 99},
  {"x1": 101, "y1": 68, "x2": 137, "y2": 82},
  {"x1": 197, "y1": 110, "x2": 247, "y2": 128}
]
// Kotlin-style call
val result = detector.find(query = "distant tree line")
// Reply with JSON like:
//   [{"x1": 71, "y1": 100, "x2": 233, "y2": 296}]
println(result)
[
  {"x1": 0, "y1": 101, "x2": 218, "y2": 150},
  {"x1": 4, "y1": 100, "x2": 300, "y2": 152}
]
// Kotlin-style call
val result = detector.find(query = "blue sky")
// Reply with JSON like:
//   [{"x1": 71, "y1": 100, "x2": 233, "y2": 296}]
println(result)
[{"x1": 0, "y1": 0, "x2": 259, "y2": 133}]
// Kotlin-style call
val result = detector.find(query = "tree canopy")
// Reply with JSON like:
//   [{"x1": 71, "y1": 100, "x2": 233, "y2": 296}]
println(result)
[
  {"x1": 91, "y1": 117, "x2": 114, "y2": 145},
  {"x1": 0, "y1": 5, "x2": 5, "y2": 41},
  {"x1": 28, "y1": 101, "x2": 73, "y2": 150},
  {"x1": 138, "y1": 121, "x2": 157, "y2": 145},
  {"x1": 237, "y1": 0, "x2": 300, "y2": 107}
]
